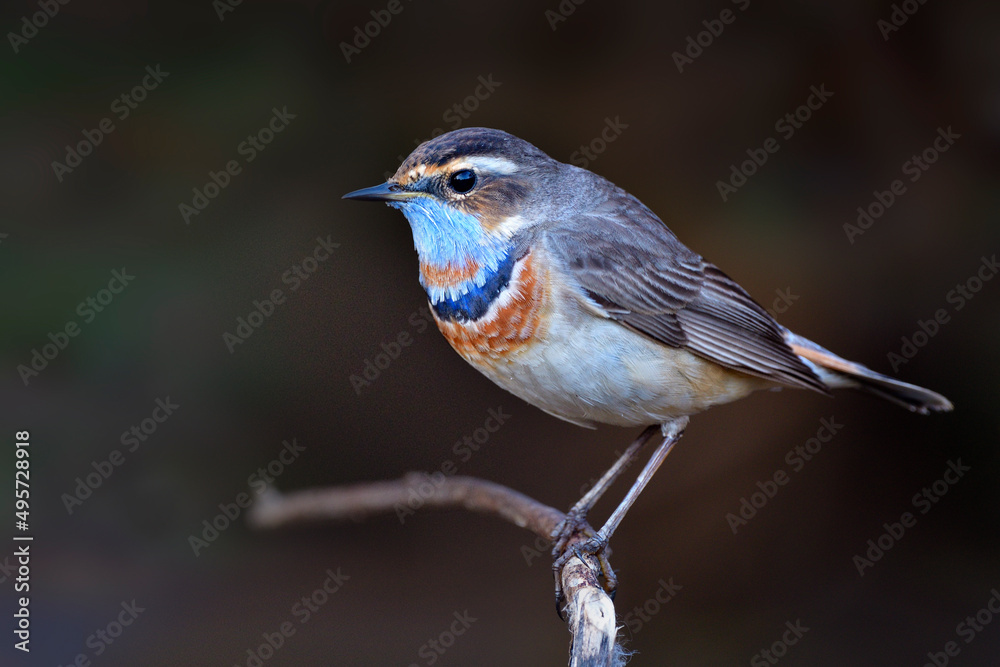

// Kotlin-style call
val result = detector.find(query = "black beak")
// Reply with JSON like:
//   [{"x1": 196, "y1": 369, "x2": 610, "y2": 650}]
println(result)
[{"x1": 342, "y1": 182, "x2": 419, "y2": 202}]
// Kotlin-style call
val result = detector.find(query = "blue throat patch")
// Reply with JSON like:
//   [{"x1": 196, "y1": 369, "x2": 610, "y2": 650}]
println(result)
[
  {"x1": 430, "y1": 249, "x2": 518, "y2": 322},
  {"x1": 392, "y1": 196, "x2": 516, "y2": 322}
]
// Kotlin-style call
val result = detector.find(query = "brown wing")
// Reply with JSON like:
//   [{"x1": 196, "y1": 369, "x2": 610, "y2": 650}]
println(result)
[{"x1": 544, "y1": 194, "x2": 828, "y2": 393}]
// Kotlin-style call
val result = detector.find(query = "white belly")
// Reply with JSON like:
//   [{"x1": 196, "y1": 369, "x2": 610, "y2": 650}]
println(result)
[{"x1": 459, "y1": 273, "x2": 767, "y2": 428}]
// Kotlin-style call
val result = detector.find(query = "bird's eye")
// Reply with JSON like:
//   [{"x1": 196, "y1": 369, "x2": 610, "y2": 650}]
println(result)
[{"x1": 448, "y1": 169, "x2": 477, "y2": 194}]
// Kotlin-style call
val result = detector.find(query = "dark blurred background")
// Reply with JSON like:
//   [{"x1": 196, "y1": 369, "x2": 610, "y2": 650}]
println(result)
[{"x1": 1, "y1": 0, "x2": 998, "y2": 665}]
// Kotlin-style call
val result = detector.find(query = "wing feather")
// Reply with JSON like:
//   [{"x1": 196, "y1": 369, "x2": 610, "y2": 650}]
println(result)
[{"x1": 544, "y1": 196, "x2": 827, "y2": 393}]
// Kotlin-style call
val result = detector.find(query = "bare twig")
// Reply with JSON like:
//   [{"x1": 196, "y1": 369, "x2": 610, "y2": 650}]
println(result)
[
  {"x1": 561, "y1": 553, "x2": 621, "y2": 667},
  {"x1": 248, "y1": 473, "x2": 623, "y2": 666}
]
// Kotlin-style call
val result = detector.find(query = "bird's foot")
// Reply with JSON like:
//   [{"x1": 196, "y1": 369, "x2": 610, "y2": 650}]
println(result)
[{"x1": 550, "y1": 511, "x2": 616, "y2": 618}]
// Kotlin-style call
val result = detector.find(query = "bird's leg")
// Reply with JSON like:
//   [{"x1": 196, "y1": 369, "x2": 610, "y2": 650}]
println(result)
[
  {"x1": 549, "y1": 426, "x2": 658, "y2": 614},
  {"x1": 550, "y1": 425, "x2": 659, "y2": 557},
  {"x1": 584, "y1": 416, "x2": 688, "y2": 553},
  {"x1": 551, "y1": 417, "x2": 688, "y2": 609}
]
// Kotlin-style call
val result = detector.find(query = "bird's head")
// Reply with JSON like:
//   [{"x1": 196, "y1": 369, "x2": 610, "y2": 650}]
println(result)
[{"x1": 343, "y1": 128, "x2": 554, "y2": 271}]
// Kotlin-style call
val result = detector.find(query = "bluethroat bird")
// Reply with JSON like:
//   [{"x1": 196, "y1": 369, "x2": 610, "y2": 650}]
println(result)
[{"x1": 344, "y1": 127, "x2": 952, "y2": 596}]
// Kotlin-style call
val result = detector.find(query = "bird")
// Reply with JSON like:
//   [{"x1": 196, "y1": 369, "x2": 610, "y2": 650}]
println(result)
[{"x1": 343, "y1": 126, "x2": 952, "y2": 595}]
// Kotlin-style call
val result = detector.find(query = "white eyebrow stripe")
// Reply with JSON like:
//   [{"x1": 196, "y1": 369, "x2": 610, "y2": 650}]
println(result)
[{"x1": 463, "y1": 156, "x2": 519, "y2": 174}]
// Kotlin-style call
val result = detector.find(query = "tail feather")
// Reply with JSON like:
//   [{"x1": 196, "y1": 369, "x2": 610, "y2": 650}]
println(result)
[{"x1": 782, "y1": 329, "x2": 953, "y2": 415}]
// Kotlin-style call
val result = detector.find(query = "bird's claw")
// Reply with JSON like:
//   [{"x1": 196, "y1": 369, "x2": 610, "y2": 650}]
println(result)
[{"x1": 550, "y1": 514, "x2": 617, "y2": 619}]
